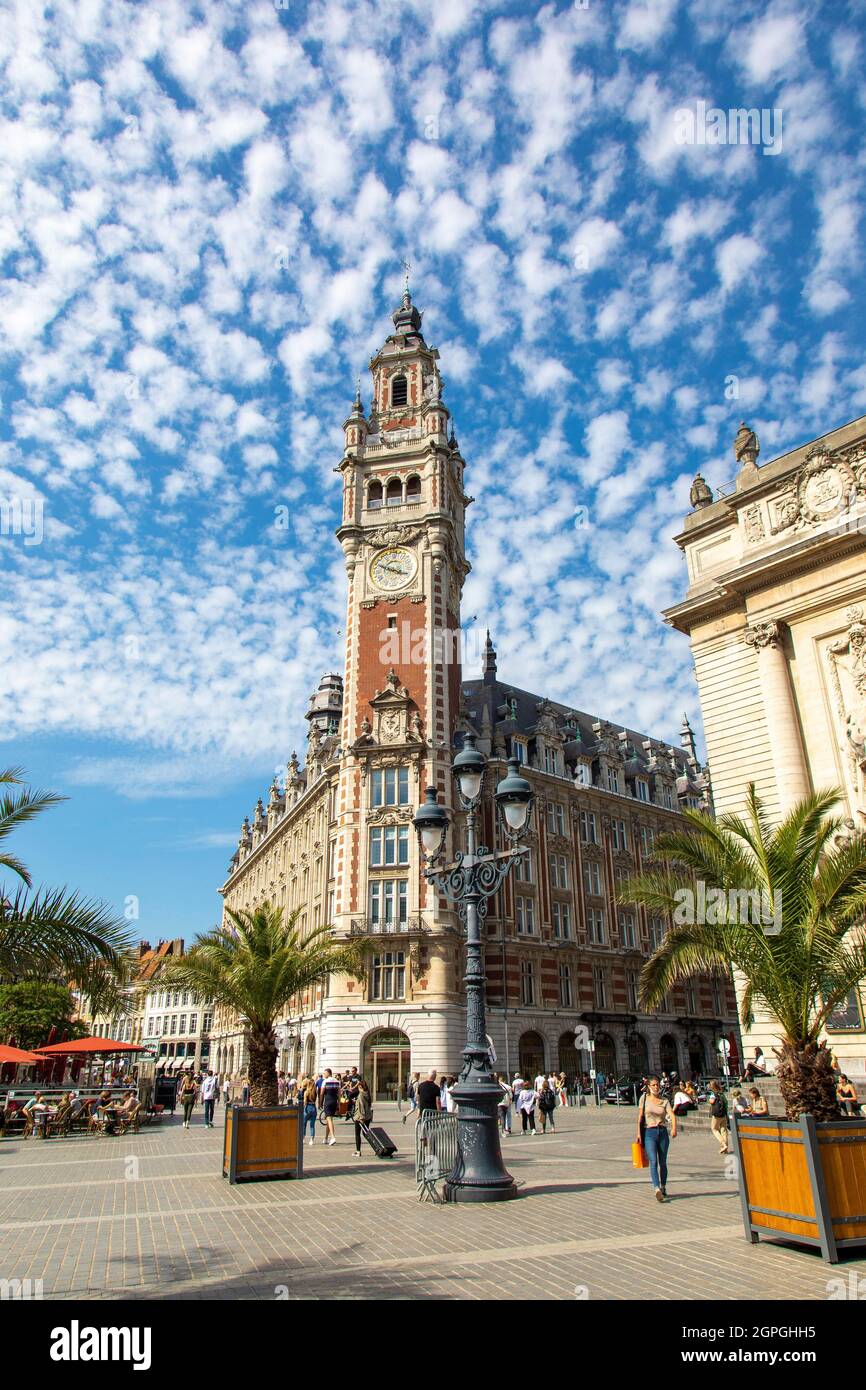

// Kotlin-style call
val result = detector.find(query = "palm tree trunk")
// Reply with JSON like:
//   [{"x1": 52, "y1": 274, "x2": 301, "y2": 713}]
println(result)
[
  {"x1": 248, "y1": 1028, "x2": 278, "y2": 1106},
  {"x1": 776, "y1": 1040, "x2": 839, "y2": 1121}
]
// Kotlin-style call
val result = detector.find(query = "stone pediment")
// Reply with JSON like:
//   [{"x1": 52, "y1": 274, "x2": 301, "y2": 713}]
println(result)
[{"x1": 359, "y1": 669, "x2": 424, "y2": 748}]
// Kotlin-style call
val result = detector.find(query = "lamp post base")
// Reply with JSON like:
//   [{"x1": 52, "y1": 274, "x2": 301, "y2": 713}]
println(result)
[{"x1": 443, "y1": 1077, "x2": 519, "y2": 1203}]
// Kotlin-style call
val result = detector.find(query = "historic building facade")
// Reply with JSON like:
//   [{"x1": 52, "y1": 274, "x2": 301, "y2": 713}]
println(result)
[
  {"x1": 665, "y1": 415, "x2": 866, "y2": 1079},
  {"x1": 212, "y1": 291, "x2": 741, "y2": 1097}
]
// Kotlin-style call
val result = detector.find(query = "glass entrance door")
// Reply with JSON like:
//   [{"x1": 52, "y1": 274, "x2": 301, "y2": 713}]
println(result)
[{"x1": 362, "y1": 1030, "x2": 411, "y2": 1101}]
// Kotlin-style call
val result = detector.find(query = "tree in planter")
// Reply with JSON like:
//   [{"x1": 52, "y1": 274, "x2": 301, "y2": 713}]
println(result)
[
  {"x1": 625, "y1": 785, "x2": 866, "y2": 1121},
  {"x1": 160, "y1": 904, "x2": 369, "y2": 1106},
  {"x1": 0, "y1": 766, "x2": 131, "y2": 983}
]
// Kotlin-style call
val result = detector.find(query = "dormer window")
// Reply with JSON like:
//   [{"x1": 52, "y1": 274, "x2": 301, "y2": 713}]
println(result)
[
  {"x1": 391, "y1": 374, "x2": 408, "y2": 407},
  {"x1": 386, "y1": 478, "x2": 402, "y2": 507},
  {"x1": 368, "y1": 480, "x2": 383, "y2": 510},
  {"x1": 406, "y1": 473, "x2": 421, "y2": 502}
]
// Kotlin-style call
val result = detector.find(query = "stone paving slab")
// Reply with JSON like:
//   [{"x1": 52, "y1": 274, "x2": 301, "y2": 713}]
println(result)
[{"x1": 1, "y1": 1104, "x2": 862, "y2": 1301}]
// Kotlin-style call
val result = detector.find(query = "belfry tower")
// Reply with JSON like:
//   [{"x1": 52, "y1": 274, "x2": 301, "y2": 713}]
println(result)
[{"x1": 326, "y1": 286, "x2": 473, "y2": 1063}]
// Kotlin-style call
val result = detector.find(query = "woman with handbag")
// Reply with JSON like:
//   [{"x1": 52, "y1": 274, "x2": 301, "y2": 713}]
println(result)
[
  {"x1": 636, "y1": 1075, "x2": 676, "y2": 1202},
  {"x1": 179, "y1": 1071, "x2": 197, "y2": 1130},
  {"x1": 707, "y1": 1080, "x2": 729, "y2": 1154},
  {"x1": 537, "y1": 1078, "x2": 557, "y2": 1133},
  {"x1": 352, "y1": 1078, "x2": 373, "y2": 1156}
]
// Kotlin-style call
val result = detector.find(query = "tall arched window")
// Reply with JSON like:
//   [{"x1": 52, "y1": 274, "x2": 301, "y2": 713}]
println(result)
[
  {"x1": 368, "y1": 480, "x2": 383, "y2": 510},
  {"x1": 390, "y1": 374, "x2": 408, "y2": 407},
  {"x1": 386, "y1": 478, "x2": 403, "y2": 507},
  {"x1": 406, "y1": 474, "x2": 421, "y2": 502}
]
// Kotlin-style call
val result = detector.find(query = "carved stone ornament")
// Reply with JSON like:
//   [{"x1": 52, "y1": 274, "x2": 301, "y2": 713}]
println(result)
[
  {"x1": 797, "y1": 447, "x2": 854, "y2": 525},
  {"x1": 365, "y1": 523, "x2": 424, "y2": 550},
  {"x1": 367, "y1": 806, "x2": 415, "y2": 825},
  {"x1": 743, "y1": 503, "x2": 765, "y2": 544},
  {"x1": 743, "y1": 619, "x2": 783, "y2": 650}
]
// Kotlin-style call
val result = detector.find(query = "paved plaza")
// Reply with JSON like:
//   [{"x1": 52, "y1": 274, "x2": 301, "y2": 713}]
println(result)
[{"x1": 2, "y1": 1103, "x2": 863, "y2": 1301}]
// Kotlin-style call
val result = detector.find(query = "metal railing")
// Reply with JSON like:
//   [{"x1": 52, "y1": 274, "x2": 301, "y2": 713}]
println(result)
[{"x1": 415, "y1": 1108, "x2": 459, "y2": 1203}]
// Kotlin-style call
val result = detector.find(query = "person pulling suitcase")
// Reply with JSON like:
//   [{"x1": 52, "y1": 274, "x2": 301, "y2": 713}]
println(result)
[{"x1": 353, "y1": 1078, "x2": 373, "y2": 1156}]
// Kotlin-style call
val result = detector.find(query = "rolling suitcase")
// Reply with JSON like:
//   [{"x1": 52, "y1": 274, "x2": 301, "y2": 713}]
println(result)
[{"x1": 361, "y1": 1123, "x2": 397, "y2": 1158}]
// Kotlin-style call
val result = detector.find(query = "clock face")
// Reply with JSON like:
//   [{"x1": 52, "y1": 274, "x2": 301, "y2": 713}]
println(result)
[{"x1": 370, "y1": 546, "x2": 417, "y2": 591}]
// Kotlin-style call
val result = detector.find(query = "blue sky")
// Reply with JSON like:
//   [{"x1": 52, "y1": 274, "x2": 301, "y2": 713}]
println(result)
[{"x1": 1, "y1": 0, "x2": 864, "y2": 944}]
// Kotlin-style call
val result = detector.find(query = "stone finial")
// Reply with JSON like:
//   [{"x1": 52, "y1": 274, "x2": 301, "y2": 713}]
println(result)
[
  {"x1": 689, "y1": 473, "x2": 713, "y2": 509},
  {"x1": 734, "y1": 421, "x2": 760, "y2": 468}
]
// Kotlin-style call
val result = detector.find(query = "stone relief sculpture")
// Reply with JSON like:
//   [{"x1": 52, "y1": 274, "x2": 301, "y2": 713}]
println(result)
[{"x1": 827, "y1": 606, "x2": 866, "y2": 821}]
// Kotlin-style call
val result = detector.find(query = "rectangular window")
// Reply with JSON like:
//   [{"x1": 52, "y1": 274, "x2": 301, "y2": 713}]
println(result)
[
  {"x1": 546, "y1": 802, "x2": 565, "y2": 836},
  {"x1": 369, "y1": 878, "x2": 409, "y2": 930},
  {"x1": 710, "y1": 979, "x2": 722, "y2": 1015},
  {"x1": 544, "y1": 745, "x2": 559, "y2": 775},
  {"x1": 626, "y1": 970, "x2": 639, "y2": 1011},
  {"x1": 371, "y1": 951, "x2": 406, "y2": 1000},
  {"x1": 606, "y1": 767, "x2": 620, "y2": 794},
  {"x1": 619, "y1": 911, "x2": 636, "y2": 949},
  {"x1": 685, "y1": 979, "x2": 698, "y2": 1013},
  {"x1": 640, "y1": 826, "x2": 655, "y2": 857},
  {"x1": 371, "y1": 766, "x2": 410, "y2": 807},
  {"x1": 593, "y1": 966, "x2": 607, "y2": 1009},
  {"x1": 162, "y1": 1016, "x2": 169, "y2": 1035},
  {"x1": 636, "y1": 780, "x2": 649, "y2": 802},
  {"x1": 170, "y1": 1015, "x2": 178, "y2": 1033},
  {"x1": 582, "y1": 860, "x2": 602, "y2": 896},
  {"x1": 559, "y1": 963, "x2": 573, "y2": 1008},
  {"x1": 553, "y1": 901, "x2": 571, "y2": 940},
  {"x1": 612, "y1": 819, "x2": 628, "y2": 851},
  {"x1": 520, "y1": 959, "x2": 534, "y2": 1006},
  {"x1": 649, "y1": 917, "x2": 665, "y2": 950},
  {"x1": 515, "y1": 850, "x2": 533, "y2": 883},
  {"x1": 512, "y1": 740, "x2": 526, "y2": 764},
  {"x1": 189, "y1": 1014, "x2": 198, "y2": 1034},
  {"x1": 588, "y1": 908, "x2": 606, "y2": 945},
  {"x1": 516, "y1": 896, "x2": 536, "y2": 935},
  {"x1": 549, "y1": 852, "x2": 569, "y2": 889},
  {"x1": 369, "y1": 824, "x2": 410, "y2": 866},
  {"x1": 579, "y1": 810, "x2": 598, "y2": 845},
  {"x1": 179, "y1": 1014, "x2": 187, "y2": 1035}
]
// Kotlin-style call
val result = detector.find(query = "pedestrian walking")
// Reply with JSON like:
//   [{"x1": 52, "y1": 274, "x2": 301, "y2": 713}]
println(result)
[
  {"x1": 302, "y1": 1078, "x2": 317, "y2": 1146},
  {"x1": 414, "y1": 1069, "x2": 441, "y2": 1123},
  {"x1": 637, "y1": 1075, "x2": 677, "y2": 1202},
  {"x1": 537, "y1": 1078, "x2": 557, "y2": 1133},
  {"x1": 179, "y1": 1071, "x2": 197, "y2": 1129},
  {"x1": 708, "y1": 1079, "x2": 729, "y2": 1154},
  {"x1": 402, "y1": 1070, "x2": 421, "y2": 1125},
  {"x1": 241, "y1": 1074, "x2": 251, "y2": 1106},
  {"x1": 557, "y1": 1072, "x2": 568, "y2": 1107},
  {"x1": 320, "y1": 1067, "x2": 340, "y2": 1145},
  {"x1": 352, "y1": 1078, "x2": 373, "y2": 1156},
  {"x1": 497, "y1": 1075, "x2": 513, "y2": 1135},
  {"x1": 222, "y1": 1077, "x2": 231, "y2": 1109},
  {"x1": 517, "y1": 1081, "x2": 538, "y2": 1134},
  {"x1": 200, "y1": 1069, "x2": 218, "y2": 1127}
]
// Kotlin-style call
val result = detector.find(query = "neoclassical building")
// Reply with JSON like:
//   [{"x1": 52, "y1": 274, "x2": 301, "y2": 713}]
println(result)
[
  {"x1": 211, "y1": 291, "x2": 741, "y2": 1097},
  {"x1": 666, "y1": 415, "x2": 866, "y2": 1079}
]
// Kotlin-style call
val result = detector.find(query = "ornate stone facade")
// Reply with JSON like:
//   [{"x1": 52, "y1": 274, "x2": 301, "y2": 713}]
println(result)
[{"x1": 666, "y1": 414, "x2": 866, "y2": 1078}]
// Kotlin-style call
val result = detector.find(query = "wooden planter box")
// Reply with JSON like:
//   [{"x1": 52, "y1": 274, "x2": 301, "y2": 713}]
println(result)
[
  {"x1": 731, "y1": 1113, "x2": 866, "y2": 1262},
  {"x1": 222, "y1": 1103, "x2": 303, "y2": 1184}
]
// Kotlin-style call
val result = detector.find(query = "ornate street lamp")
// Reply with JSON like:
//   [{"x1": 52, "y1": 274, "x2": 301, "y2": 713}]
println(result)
[{"x1": 413, "y1": 736, "x2": 533, "y2": 1202}]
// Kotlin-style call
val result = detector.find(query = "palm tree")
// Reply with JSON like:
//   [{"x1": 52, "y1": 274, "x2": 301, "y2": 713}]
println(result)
[
  {"x1": 159, "y1": 904, "x2": 369, "y2": 1106},
  {"x1": 0, "y1": 767, "x2": 132, "y2": 984},
  {"x1": 625, "y1": 785, "x2": 866, "y2": 1121}
]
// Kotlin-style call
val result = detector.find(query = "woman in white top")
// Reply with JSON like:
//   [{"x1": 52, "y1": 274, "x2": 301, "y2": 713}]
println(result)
[
  {"x1": 518, "y1": 1084, "x2": 538, "y2": 1134},
  {"x1": 672, "y1": 1087, "x2": 694, "y2": 1116}
]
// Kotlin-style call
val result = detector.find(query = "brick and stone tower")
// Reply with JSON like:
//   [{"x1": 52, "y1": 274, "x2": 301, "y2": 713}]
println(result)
[{"x1": 325, "y1": 285, "x2": 473, "y2": 1067}]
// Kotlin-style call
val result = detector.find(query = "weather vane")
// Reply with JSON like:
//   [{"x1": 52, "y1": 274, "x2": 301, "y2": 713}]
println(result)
[{"x1": 401, "y1": 259, "x2": 411, "y2": 293}]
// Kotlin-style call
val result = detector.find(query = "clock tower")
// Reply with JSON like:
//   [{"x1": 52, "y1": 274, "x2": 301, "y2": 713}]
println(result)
[{"x1": 328, "y1": 286, "x2": 472, "y2": 1063}]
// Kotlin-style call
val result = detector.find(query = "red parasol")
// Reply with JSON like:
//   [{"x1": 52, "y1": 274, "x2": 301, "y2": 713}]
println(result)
[
  {"x1": 0, "y1": 1044, "x2": 44, "y2": 1065},
  {"x1": 35, "y1": 1037, "x2": 144, "y2": 1055}
]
